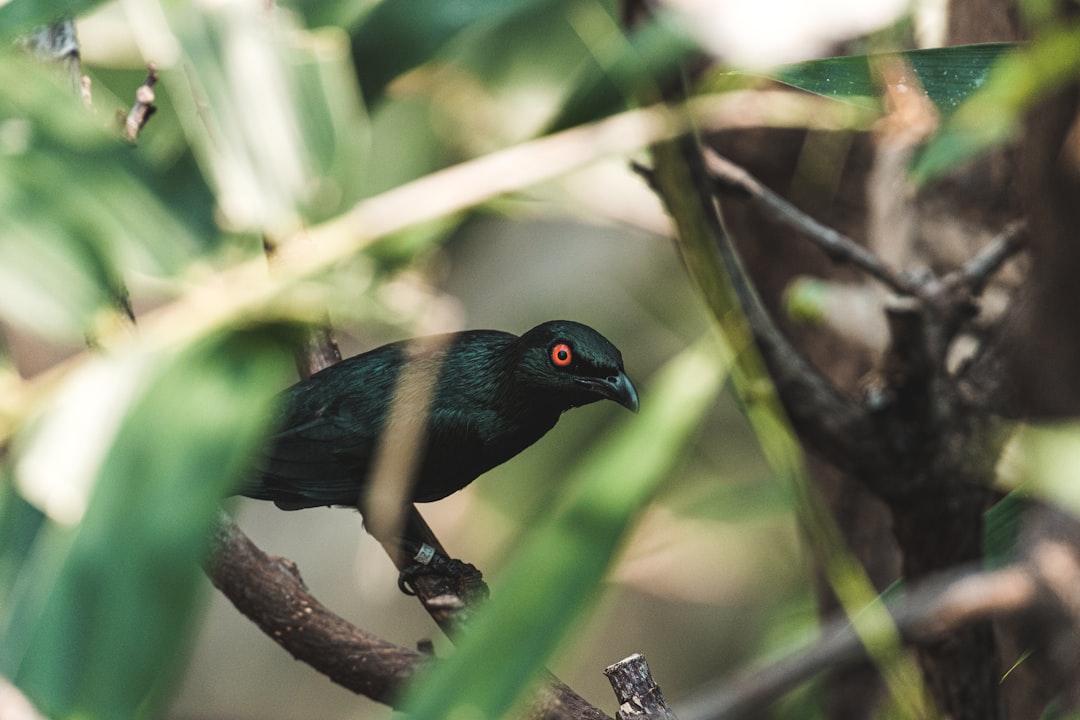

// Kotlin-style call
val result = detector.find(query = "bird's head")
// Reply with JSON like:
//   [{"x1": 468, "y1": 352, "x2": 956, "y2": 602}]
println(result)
[{"x1": 509, "y1": 320, "x2": 639, "y2": 413}]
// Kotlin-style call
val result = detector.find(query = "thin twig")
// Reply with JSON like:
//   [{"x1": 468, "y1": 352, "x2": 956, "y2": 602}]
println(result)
[
  {"x1": 703, "y1": 148, "x2": 919, "y2": 296},
  {"x1": 653, "y1": 135, "x2": 879, "y2": 476},
  {"x1": 948, "y1": 220, "x2": 1028, "y2": 297},
  {"x1": 676, "y1": 561, "x2": 1046, "y2": 720},
  {"x1": 121, "y1": 64, "x2": 158, "y2": 144}
]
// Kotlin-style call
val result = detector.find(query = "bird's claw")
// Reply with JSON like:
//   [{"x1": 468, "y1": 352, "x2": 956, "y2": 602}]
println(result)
[{"x1": 397, "y1": 543, "x2": 487, "y2": 597}]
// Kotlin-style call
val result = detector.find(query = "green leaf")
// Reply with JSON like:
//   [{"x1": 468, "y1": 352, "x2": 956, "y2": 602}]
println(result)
[
  {"x1": 914, "y1": 28, "x2": 1080, "y2": 182},
  {"x1": 983, "y1": 489, "x2": 1026, "y2": 569},
  {"x1": 286, "y1": 27, "x2": 371, "y2": 224},
  {"x1": 349, "y1": 0, "x2": 546, "y2": 105},
  {"x1": 0, "y1": 1, "x2": 111, "y2": 40},
  {"x1": 287, "y1": 0, "x2": 381, "y2": 32},
  {"x1": 155, "y1": 4, "x2": 369, "y2": 235},
  {"x1": 1, "y1": 327, "x2": 294, "y2": 720},
  {"x1": 403, "y1": 339, "x2": 729, "y2": 720},
  {"x1": 0, "y1": 482, "x2": 47, "y2": 610},
  {"x1": 0, "y1": 51, "x2": 206, "y2": 341},
  {"x1": 1014, "y1": 421, "x2": 1080, "y2": 517},
  {"x1": 767, "y1": 43, "x2": 1015, "y2": 116},
  {"x1": 544, "y1": 8, "x2": 700, "y2": 133}
]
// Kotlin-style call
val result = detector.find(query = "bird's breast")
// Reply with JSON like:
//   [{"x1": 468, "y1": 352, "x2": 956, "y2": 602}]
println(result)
[{"x1": 408, "y1": 406, "x2": 560, "y2": 502}]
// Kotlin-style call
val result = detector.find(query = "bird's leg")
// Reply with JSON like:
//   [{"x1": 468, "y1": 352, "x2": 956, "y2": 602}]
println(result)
[
  {"x1": 395, "y1": 538, "x2": 486, "y2": 596},
  {"x1": 390, "y1": 507, "x2": 488, "y2": 598}
]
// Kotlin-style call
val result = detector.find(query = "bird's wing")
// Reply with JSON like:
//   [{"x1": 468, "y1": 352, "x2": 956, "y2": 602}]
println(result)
[{"x1": 247, "y1": 394, "x2": 382, "y2": 509}]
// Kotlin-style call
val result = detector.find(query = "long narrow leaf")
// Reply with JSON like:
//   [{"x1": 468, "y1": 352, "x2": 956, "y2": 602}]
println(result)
[
  {"x1": 914, "y1": 28, "x2": 1080, "y2": 182},
  {"x1": 2, "y1": 328, "x2": 294, "y2": 720},
  {"x1": 545, "y1": 9, "x2": 699, "y2": 133},
  {"x1": 349, "y1": 0, "x2": 543, "y2": 105},
  {"x1": 767, "y1": 42, "x2": 1015, "y2": 115},
  {"x1": 146, "y1": 4, "x2": 368, "y2": 236}
]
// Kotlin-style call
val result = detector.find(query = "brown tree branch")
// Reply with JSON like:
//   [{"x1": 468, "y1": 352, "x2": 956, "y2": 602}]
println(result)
[
  {"x1": 676, "y1": 523, "x2": 1080, "y2": 720},
  {"x1": 703, "y1": 146, "x2": 1029, "y2": 354},
  {"x1": 203, "y1": 514, "x2": 423, "y2": 702},
  {"x1": 650, "y1": 134, "x2": 879, "y2": 477},
  {"x1": 295, "y1": 321, "x2": 343, "y2": 378},
  {"x1": 203, "y1": 514, "x2": 613, "y2": 720},
  {"x1": 704, "y1": 148, "x2": 919, "y2": 296},
  {"x1": 605, "y1": 654, "x2": 679, "y2": 720},
  {"x1": 947, "y1": 220, "x2": 1028, "y2": 298}
]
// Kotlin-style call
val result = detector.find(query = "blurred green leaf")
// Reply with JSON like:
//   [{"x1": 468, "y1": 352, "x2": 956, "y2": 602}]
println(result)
[
  {"x1": 404, "y1": 339, "x2": 728, "y2": 720},
  {"x1": 352, "y1": 92, "x2": 454, "y2": 200},
  {"x1": 286, "y1": 27, "x2": 371, "y2": 224},
  {"x1": 983, "y1": 489, "x2": 1026, "y2": 569},
  {"x1": 0, "y1": 1, "x2": 109, "y2": 40},
  {"x1": 84, "y1": 66, "x2": 220, "y2": 249},
  {"x1": 287, "y1": 0, "x2": 381, "y2": 32},
  {"x1": 784, "y1": 277, "x2": 829, "y2": 326},
  {"x1": 0, "y1": 52, "x2": 206, "y2": 341},
  {"x1": 665, "y1": 472, "x2": 793, "y2": 523},
  {"x1": 545, "y1": 8, "x2": 699, "y2": 133},
  {"x1": 914, "y1": 29, "x2": 1080, "y2": 183},
  {"x1": 157, "y1": 4, "x2": 368, "y2": 236},
  {"x1": 1015, "y1": 421, "x2": 1080, "y2": 517},
  {"x1": 0, "y1": 481, "x2": 47, "y2": 608},
  {"x1": 450, "y1": 0, "x2": 594, "y2": 92},
  {"x1": 349, "y1": 0, "x2": 546, "y2": 105},
  {"x1": 1, "y1": 327, "x2": 294, "y2": 720},
  {"x1": 767, "y1": 42, "x2": 1015, "y2": 115}
]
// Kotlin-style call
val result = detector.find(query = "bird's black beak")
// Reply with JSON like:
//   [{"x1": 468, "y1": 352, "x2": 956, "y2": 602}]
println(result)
[{"x1": 597, "y1": 371, "x2": 640, "y2": 414}]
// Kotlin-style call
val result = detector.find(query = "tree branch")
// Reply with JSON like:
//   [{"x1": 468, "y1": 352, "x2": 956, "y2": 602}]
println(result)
[
  {"x1": 650, "y1": 134, "x2": 879, "y2": 476},
  {"x1": 121, "y1": 64, "x2": 158, "y2": 145},
  {"x1": 203, "y1": 514, "x2": 613, "y2": 720},
  {"x1": 605, "y1": 654, "x2": 678, "y2": 720},
  {"x1": 703, "y1": 148, "x2": 919, "y2": 296},
  {"x1": 676, "y1": 526, "x2": 1078, "y2": 720},
  {"x1": 947, "y1": 220, "x2": 1028, "y2": 298},
  {"x1": 202, "y1": 514, "x2": 422, "y2": 703}
]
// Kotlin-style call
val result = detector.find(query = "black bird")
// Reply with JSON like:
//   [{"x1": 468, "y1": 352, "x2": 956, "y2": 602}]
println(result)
[{"x1": 242, "y1": 320, "x2": 638, "y2": 586}]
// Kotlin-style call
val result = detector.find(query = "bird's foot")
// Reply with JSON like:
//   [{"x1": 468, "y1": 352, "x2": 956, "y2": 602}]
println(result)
[{"x1": 397, "y1": 543, "x2": 488, "y2": 598}]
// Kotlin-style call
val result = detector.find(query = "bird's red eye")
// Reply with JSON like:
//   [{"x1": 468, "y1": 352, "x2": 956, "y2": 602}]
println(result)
[{"x1": 551, "y1": 343, "x2": 572, "y2": 367}]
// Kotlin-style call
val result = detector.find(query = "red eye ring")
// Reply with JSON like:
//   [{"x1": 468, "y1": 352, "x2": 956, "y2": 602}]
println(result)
[{"x1": 551, "y1": 343, "x2": 572, "y2": 367}]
